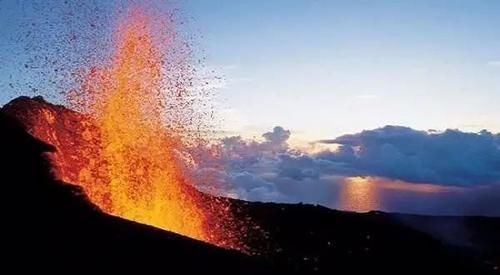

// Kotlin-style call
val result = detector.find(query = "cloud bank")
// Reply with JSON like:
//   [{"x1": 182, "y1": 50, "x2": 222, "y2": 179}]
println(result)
[
  {"x1": 319, "y1": 126, "x2": 500, "y2": 186},
  {"x1": 194, "y1": 125, "x2": 500, "y2": 216}
]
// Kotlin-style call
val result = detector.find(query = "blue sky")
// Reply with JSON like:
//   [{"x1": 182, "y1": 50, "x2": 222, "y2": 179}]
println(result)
[
  {"x1": 1, "y1": 0, "x2": 499, "y2": 140},
  {"x1": 182, "y1": 0, "x2": 500, "y2": 139}
]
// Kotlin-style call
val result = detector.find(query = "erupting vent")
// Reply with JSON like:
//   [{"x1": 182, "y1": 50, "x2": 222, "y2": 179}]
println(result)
[{"x1": 6, "y1": 6, "x2": 247, "y2": 250}]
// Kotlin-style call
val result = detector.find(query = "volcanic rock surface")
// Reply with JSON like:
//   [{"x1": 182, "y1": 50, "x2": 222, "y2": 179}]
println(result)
[
  {"x1": 1, "y1": 96, "x2": 499, "y2": 274},
  {"x1": 0, "y1": 99, "x2": 274, "y2": 274}
]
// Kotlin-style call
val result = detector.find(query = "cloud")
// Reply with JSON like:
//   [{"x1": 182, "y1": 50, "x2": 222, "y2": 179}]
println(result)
[
  {"x1": 192, "y1": 125, "x2": 500, "y2": 215},
  {"x1": 319, "y1": 126, "x2": 500, "y2": 186},
  {"x1": 227, "y1": 171, "x2": 286, "y2": 202}
]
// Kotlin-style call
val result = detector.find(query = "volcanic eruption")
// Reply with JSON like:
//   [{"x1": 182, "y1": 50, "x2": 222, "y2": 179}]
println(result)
[{"x1": 5, "y1": 5, "x2": 245, "y2": 250}]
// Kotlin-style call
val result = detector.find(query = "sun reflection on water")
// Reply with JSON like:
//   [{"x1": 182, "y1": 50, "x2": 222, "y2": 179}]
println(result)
[{"x1": 339, "y1": 177, "x2": 380, "y2": 212}]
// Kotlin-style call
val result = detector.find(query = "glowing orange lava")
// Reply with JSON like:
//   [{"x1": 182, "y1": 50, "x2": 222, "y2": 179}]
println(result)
[
  {"x1": 35, "y1": 6, "x2": 244, "y2": 249},
  {"x1": 85, "y1": 9, "x2": 204, "y2": 240}
]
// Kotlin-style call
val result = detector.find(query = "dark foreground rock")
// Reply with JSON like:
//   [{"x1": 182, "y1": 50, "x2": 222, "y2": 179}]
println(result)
[{"x1": 0, "y1": 111, "x2": 275, "y2": 274}]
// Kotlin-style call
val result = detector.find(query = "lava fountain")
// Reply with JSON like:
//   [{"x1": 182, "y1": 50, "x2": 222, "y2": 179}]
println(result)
[
  {"x1": 9, "y1": 5, "x2": 246, "y2": 249},
  {"x1": 84, "y1": 8, "x2": 207, "y2": 240}
]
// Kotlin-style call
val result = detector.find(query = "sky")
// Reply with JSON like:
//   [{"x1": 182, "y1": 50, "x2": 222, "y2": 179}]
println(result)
[
  {"x1": 182, "y1": 0, "x2": 500, "y2": 140},
  {"x1": 185, "y1": 0, "x2": 500, "y2": 216},
  {"x1": 0, "y1": 0, "x2": 499, "y2": 216},
  {"x1": 1, "y1": 0, "x2": 499, "y2": 140}
]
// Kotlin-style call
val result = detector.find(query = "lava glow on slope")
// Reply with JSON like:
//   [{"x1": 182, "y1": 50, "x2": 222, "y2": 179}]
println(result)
[{"x1": 19, "y1": 6, "x2": 246, "y2": 250}]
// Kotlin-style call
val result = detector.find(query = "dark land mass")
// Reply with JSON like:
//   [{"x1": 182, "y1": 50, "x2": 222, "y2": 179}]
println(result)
[{"x1": 1, "y1": 96, "x2": 499, "y2": 274}]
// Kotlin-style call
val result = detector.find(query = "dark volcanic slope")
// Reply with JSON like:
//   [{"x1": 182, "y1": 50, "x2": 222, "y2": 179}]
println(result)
[
  {"x1": 237, "y1": 201, "x2": 500, "y2": 275},
  {"x1": 0, "y1": 111, "x2": 274, "y2": 274},
  {"x1": 1, "y1": 96, "x2": 499, "y2": 275}
]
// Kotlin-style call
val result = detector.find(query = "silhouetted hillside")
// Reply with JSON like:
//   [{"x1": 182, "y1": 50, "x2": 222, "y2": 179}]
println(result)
[
  {"x1": 1, "y1": 96, "x2": 499, "y2": 274},
  {"x1": 235, "y1": 201, "x2": 500, "y2": 274},
  {"x1": 0, "y1": 109, "x2": 274, "y2": 274}
]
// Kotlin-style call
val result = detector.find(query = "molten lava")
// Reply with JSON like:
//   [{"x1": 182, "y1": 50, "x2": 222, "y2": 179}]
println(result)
[
  {"x1": 6, "y1": 6, "x2": 246, "y2": 250},
  {"x1": 81, "y1": 9, "x2": 208, "y2": 240}
]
